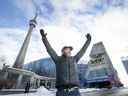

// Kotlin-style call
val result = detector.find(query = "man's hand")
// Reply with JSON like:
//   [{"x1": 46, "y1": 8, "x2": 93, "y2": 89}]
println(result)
[
  {"x1": 40, "y1": 29, "x2": 47, "y2": 37},
  {"x1": 86, "y1": 33, "x2": 91, "y2": 41}
]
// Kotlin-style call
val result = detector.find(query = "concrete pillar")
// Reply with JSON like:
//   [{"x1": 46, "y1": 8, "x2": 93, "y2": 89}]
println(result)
[
  {"x1": 36, "y1": 79, "x2": 40, "y2": 88},
  {"x1": 51, "y1": 81, "x2": 54, "y2": 88},
  {"x1": 36, "y1": 79, "x2": 39, "y2": 88},
  {"x1": 16, "y1": 74, "x2": 23, "y2": 88},
  {"x1": 45, "y1": 80, "x2": 48, "y2": 87},
  {"x1": 3, "y1": 72, "x2": 8, "y2": 79},
  {"x1": 51, "y1": 80, "x2": 55, "y2": 88},
  {"x1": 38, "y1": 79, "x2": 40, "y2": 87},
  {"x1": 30, "y1": 77, "x2": 34, "y2": 88},
  {"x1": 33, "y1": 78, "x2": 36, "y2": 88}
]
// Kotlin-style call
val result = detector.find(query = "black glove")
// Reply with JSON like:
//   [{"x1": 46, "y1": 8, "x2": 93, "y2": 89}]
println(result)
[
  {"x1": 40, "y1": 29, "x2": 47, "y2": 37},
  {"x1": 86, "y1": 33, "x2": 91, "y2": 41}
]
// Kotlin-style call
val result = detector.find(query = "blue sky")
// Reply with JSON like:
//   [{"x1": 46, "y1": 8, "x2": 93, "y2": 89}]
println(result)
[
  {"x1": 0, "y1": 0, "x2": 27, "y2": 28},
  {"x1": 0, "y1": 0, "x2": 127, "y2": 28},
  {"x1": 1, "y1": 0, "x2": 128, "y2": 85}
]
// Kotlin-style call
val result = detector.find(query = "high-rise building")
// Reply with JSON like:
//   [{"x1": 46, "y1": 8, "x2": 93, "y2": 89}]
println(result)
[
  {"x1": 13, "y1": 14, "x2": 37, "y2": 69},
  {"x1": 86, "y1": 42, "x2": 122, "y2": 88}
]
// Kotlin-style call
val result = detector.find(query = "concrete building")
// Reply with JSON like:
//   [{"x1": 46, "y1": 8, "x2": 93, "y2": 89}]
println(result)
[
  {"x1": 122, "y1": 56, "x2": 128, "y2": 75},
  {"x1": 85, "y1": 42, "x2": 122, "y2": 88},
  {"x1": 0, "y1": 66, "x2": 55, "y2": 89}
]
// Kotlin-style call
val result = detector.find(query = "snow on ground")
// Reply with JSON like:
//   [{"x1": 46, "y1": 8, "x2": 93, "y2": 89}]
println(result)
[
  {"x1": 2, "y1": 87, "x2": 98, "y2": 96},
  {"x1": 79, "y1": 88, "x2": 99, "y2": 93},
  {"x1": 3, "y1": 87, "x2": 55, "y2": 96}
]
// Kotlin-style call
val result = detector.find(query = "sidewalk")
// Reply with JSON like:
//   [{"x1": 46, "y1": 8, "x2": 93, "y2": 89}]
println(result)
[{"x1": 0, "y1": 89, "x2": 37, "y2": 95}]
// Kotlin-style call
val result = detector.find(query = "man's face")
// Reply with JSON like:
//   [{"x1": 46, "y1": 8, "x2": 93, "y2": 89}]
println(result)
[{"x1": 62, "y1": 48, "x2": 71, "y2": 57}]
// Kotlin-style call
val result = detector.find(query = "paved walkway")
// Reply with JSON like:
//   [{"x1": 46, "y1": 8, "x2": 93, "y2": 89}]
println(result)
[{"x1": 0, "y1": 89, "x2": 36, "y2": 95}]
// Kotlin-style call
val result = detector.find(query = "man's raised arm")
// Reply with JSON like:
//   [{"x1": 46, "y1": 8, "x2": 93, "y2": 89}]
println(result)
[
  {"x1": 40, "y1": 29, "x2": 58, "y2": 62},
  {"x1": 74, "y1": 33, "x2": 91, "y2": 62}
]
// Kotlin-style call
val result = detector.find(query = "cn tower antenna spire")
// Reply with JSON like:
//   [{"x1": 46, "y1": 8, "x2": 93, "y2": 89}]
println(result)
[{"x1": 33, "y1": 12, "x2": 38, "y2": 20}]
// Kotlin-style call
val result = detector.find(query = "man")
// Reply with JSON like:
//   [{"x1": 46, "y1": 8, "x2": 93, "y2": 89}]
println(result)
[
  {"x1": 24, "y1": 81, "x2": 31, "y2": 93},
  {"x1": 40, "y1": 29, "x2": 91, "y2": 96}
]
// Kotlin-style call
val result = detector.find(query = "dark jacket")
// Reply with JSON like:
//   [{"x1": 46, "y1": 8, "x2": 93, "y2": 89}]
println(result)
[
  {"x1": 42, "y1": 36, "x2": 91, "y2": 88},
  {"x1": 24, "y1": 82, "x2": 30, "y2": 93}
]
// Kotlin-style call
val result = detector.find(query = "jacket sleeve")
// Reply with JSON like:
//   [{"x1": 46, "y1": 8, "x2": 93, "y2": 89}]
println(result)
[
  {"x1": 42, "y1": 36, "x2": 58, "y2": 62},
  {"x1": 74, "y1": 39, "x2": 91, "y2": 62}
]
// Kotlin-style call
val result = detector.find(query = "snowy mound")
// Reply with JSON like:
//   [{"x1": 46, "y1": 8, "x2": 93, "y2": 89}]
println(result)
[{"x1": 34, "y1": 86, "x2": 55, "y2": 96}]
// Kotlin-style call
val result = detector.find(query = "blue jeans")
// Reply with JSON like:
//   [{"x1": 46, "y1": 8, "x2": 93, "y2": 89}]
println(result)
[{"x1": 56, "y1": 88, "x2": 81, "y2": 96}]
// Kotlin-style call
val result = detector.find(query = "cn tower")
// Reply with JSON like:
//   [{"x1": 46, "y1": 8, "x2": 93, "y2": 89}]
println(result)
[{"x1": 13, "y1": 14, "x2": 37, "y2": 69}]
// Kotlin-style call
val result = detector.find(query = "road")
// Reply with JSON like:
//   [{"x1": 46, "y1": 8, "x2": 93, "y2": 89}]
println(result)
[
  {"x1": 81, "y1": 87, "x2": 128, "y2": 96},
  {"x1": 1, "y1": 87, "x2": 128, "y2": 96}
]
